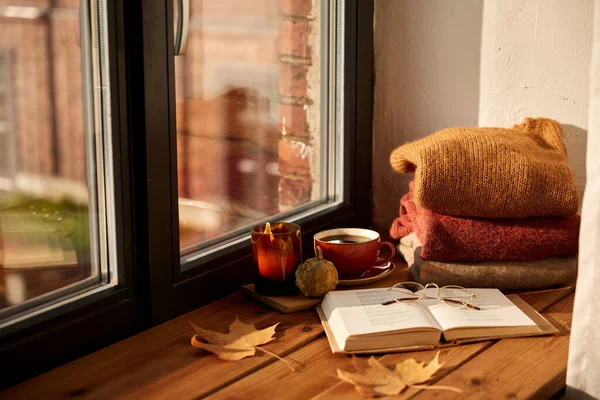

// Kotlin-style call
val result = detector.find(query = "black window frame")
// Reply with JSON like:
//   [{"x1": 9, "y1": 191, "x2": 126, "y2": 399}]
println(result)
[{"x1": 0, "y1": 0, "x2": 373, "y2": 388}]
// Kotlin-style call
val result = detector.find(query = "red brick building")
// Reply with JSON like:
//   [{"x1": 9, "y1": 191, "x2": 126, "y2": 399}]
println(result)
[{"x1": 0, "y1": 0, "x2": 320, "y2": 248}]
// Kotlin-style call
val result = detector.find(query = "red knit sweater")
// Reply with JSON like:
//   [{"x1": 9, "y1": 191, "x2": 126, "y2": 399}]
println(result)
[{"x1": 390, "y1": 182, "x2": 580, "y2": 261}]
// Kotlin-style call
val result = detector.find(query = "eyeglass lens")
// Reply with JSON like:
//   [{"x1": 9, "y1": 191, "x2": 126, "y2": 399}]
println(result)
[
  {"x1": 389, "y1": 282, "x2": 425, "y2": 303},
  {"x1": 388, "y1": 283, "x2": 475, "y2": 307},
  {"x1": 439, "y1": 285, "x2": 474, "y2": 307}
]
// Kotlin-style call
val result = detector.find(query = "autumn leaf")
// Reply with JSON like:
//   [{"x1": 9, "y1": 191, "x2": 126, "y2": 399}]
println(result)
[
  {"x1": 393, "y1": 351, "x2": 443, "y2": 385},
  {"x1": 189, "y1": 317, "x2": 278, "y2": 361},
  {"x1": 337, "y1": 357, "x2": 406, "y2": 397},
  {"x1": 336, "y1": 352, "x2": 461, "y2": 397},
  {"x1": 189, "y1": 317, "x2": 303, "y2": 371}
]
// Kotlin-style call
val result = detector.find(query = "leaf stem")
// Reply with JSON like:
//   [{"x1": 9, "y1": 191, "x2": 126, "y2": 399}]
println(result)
[
  {"x1": 255, "y1": 347, "x2": 305, "y2": 372},
  {"x1": 409, "y1": 384, "x2": 463, "y2": 393}
]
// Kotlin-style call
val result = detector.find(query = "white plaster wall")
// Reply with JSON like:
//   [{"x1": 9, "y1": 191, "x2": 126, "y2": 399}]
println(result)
[
  {"x1": 373, "y1": 0, "x2": 594, "y2": 232},
  {"x1": 372, "y1": 0, "x2": 484, "y2": 231},
  {"x1": 479, "y1": 0, "x2": 594, "y2": 197}
]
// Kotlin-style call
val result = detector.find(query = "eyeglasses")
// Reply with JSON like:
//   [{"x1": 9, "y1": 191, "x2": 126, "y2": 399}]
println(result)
[{"x1": 382, "y1": 282, "x2": 481, "y2": 310}]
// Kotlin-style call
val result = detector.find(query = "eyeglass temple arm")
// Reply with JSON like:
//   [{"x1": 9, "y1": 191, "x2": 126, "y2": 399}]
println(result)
[
  {"x1": 382, "y1": 297, "x2": 418, "y2": 305},
  {"x1": 382, "y1": 297, "x2": 481, "y2": 310},
  {"x1": 442, "y1": 298, "x2": 481, "y2": 310}
]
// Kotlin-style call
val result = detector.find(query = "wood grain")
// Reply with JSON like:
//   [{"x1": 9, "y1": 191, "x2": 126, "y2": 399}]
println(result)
[
  {"x1": 408, "y1": 294, "x2": 574, "y2": 400},
  {"x1": 1, "y1": 260, "x2": 573, "y2": 400},
  {"x1": 2, "y1": 293, "x2": 322, "y2": 399},
  {"x1": 310, "y1": 342, "x2": 493, "y2": 400},
  {"x1": 516, "y1": 285, "x2": 574, "y2": 313},
  {"x1": 241, "y1": 284, "x2": 322, "y2": 313},
  {"x1": 206, "y1": 338, "x2": 356, "y2": 400},
  {"x1": 123, "y1": 311, "x2": 323, "y2": 400},
  {"x1": 308, "y1": 287, "x2": 572, "y2": 400}
]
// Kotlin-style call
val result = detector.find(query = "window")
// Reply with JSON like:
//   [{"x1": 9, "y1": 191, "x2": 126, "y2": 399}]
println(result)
[
  {"x1": 0, "y1": 0, "x2": 373, "y2": 388},
  {"x1": 0, "y1": 0, "x2": 119, "y2": 330},
  {"x1": 0, "y1": 0, "x2": 137, "y2": 386},
  {"x1": 175, "y1": 0, "x2": 338, "y2": 266}
]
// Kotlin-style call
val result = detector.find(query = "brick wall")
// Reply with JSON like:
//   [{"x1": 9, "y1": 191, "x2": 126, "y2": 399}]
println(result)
[
  {"x1": 175, "y1": 0, "x2": 282, "y2": 218},
  {"x1": 176, "y1": 88, "x2": 279, "y2": 214},
  {"x1": 0, "y1": 8, "x2": 86, "y2": 187},
  {"x1": 177, "y1": 0, "x2": 320, "y2": 216},
  {"x1": 0, "y1": 18, "x2": 54, "y2": 178},
  {"x1": 1, "y1": 0, "x2": 321, "y2": 226},
  {"x1": 277, "y1": 0, "x2": 316, "y2": 211}
]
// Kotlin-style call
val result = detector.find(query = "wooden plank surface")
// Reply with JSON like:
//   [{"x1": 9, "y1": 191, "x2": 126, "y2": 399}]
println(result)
[
  {"x1": 121, "y1": 310, "x2": 322, "y2": 400},
  {"x1": 2, "y1": 260, "x2": 410, "y2": 399},
  {"x1": 512, "y1": 285, "x2": 574, "y2": 313},
  {"x1": 2, "y1": 260, "x2": 573, "y2": 400},
  {"x1": 408, "y1": 294, "x2": 574, "y2": 400},
  {"x1": 206, "y1": 339, "x2": 494, "y2": 400},
  {"x1": 206, "y1": 338, "x2": 352, "y2": 400},
  {"x1": 306, "y1": 286, "x2": 573, "y2": 400},
  {"x1": 241, "y1": 284, "x2": 322, "y2": 313},
  {"x1": 2, "y1": 293, "x2": 322, "y2": 400},
  {"x1": 310, "y1": 343, "x2": 494, "y2": 400}
]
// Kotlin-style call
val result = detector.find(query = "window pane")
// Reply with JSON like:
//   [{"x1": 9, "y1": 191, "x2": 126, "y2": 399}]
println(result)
[
  {"x1": 0, "y1": 1, "x2": 114, "y2": 324},
  {"x1": 176, "y1": 0, "x2": 329, "y2": 257}
]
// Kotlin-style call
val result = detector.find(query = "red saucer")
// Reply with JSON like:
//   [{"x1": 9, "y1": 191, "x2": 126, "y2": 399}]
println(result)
[{"x1": 337, "y1": 261, "x2": 395, "y2": 287}]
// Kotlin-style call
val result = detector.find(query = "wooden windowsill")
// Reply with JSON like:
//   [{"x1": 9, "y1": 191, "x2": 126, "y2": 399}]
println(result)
[{"x1": 2, "y1": 259, "x2": 575, "y2": 399}]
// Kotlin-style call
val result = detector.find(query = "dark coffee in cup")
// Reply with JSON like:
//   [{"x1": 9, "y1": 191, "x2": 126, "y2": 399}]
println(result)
[
  {"x1": 319, "y1": 234, "x2": 370, "y2": 244},
  {"x1": 314, "y1": 228, "x2": 395, "y2": 278}
]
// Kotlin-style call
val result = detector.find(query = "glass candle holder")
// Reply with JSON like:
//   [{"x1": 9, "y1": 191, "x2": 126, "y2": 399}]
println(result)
[{"x1": 251, "y1": 222, "x2": 302, "y2": 296}]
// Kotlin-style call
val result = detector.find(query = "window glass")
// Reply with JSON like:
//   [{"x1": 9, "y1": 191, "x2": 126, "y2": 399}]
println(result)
[
  {"x1": 176, "y1": 0, "x2": 329, "y2": 257},
  {"x1": 0, "y1": 1, "x2": 114, "y2": 324}
]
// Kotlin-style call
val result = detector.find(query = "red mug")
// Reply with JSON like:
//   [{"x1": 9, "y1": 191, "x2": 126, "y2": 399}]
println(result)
[{"x1": 314, "y1": 228, "x2": 395, "y2": 278}]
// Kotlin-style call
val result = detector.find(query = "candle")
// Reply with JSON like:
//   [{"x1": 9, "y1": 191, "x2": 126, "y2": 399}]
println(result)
[{"x1": 251, "y1": 222, "x2": 301, "y2": 295}]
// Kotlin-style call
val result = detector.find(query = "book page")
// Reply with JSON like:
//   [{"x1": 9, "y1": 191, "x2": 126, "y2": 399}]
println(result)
[
  {"x1": 321, "y1": 289, "x2": 441, "y2": 337},
  {"x1": 425, "y1": 288, "x2": 536, "y2": 331}
]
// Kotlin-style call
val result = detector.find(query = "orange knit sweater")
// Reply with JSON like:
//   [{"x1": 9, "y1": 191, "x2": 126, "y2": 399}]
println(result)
[{"x1": 389, "y1": 118, "x2": 579, "y2": 218}]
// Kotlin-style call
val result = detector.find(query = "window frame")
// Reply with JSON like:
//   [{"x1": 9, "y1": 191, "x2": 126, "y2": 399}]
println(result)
[
  {"x1": 0, "y1": 0, "x2": 374, "y2": 388},
  {"x1": 0, "y1": 0, "x2": 118, "y2": 330},
  {"x1": 140, "y1": 0, "x2": 374, "y2": 325},
  {"x1": 0, "y1": 0, "x2": 144, "y2": 388}
]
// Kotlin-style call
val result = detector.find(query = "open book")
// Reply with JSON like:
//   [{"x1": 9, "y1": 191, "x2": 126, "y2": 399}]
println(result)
[{"x1": 318, "y1": 288, "x2": 557, "y2": 353}]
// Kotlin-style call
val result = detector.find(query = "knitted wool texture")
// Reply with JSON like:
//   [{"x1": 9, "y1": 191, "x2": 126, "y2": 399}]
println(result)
[
  {"x1": 398, "y1": 233, "x2": 577, "y2": 291},
  {"x1": 389, "y1": 181, "x2": 580, "y2": 261},
  {"x1": 389, "y1": 117, "x2": 579, "y2": 218}
]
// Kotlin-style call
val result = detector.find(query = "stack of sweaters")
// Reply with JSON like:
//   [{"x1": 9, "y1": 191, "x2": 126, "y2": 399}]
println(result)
[{"x1": 389, "y1": 117, "x2": 580, "y2": 290}]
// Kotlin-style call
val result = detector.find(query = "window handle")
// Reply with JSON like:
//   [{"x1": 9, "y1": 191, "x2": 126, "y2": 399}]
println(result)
[{"x1": 174, "y1": 0, "x2": 190, "y2": 56}]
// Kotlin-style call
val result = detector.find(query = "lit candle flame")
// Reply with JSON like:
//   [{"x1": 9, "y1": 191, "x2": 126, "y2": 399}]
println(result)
[
  {"x1": 264, "y1": 222, "x2": 275, "y2": 242},
  {"x1": 263, "y1": 222, "x2": 287, "y2": 280}
]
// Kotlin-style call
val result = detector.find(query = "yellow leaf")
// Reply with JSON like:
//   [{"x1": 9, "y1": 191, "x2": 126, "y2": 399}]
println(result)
[
  {"x1": 393, "y1": 351, "x2": 443, "y2": 385},
  {"x1": 337, "y1": 356, "x2": 405, "y2": 397},
  {"x1": 336, "y1": 352, "x2": 461, "y2": 397},
  {"x1": 190, "y1": 336, "x2": 256, "y2": 361},
  {"x1": 189, "y1": 317, "x2": 278, "y2": 361}
]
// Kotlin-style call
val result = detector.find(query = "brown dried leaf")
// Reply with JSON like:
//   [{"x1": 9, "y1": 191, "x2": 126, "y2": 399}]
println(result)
[
  {"x1": 336, "y1": 352, "x2": 461, "y2": 397},
  {"x1": 393, "y1": 351, "x2": 443, "y2": 385},
  {"x1": 337, "y1": 357, "x2": 406, "y2": 397},
  {"x1": 189, "y1": 317, "x2": 278, "y2": 361},
  {"x1": 190, "y1": 337, "x2": 255, "y2": 361}
]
